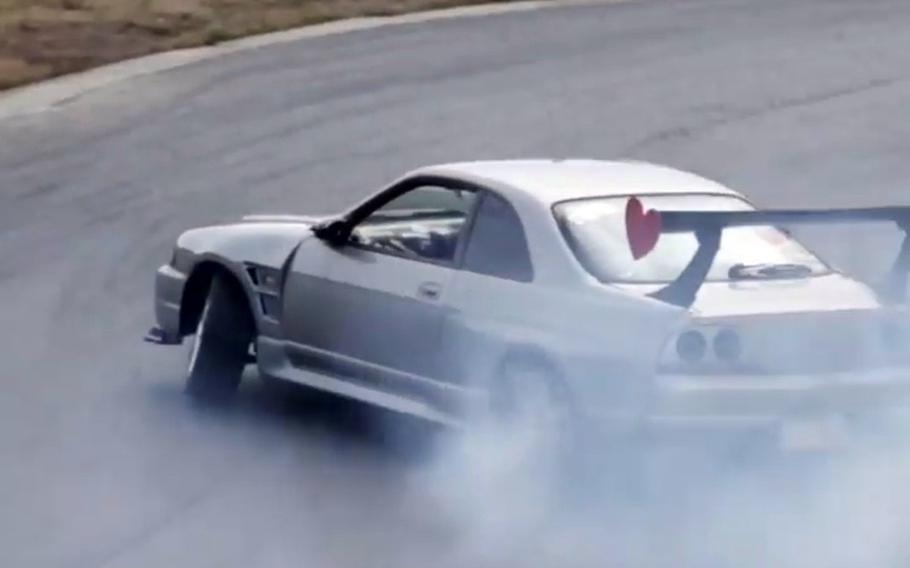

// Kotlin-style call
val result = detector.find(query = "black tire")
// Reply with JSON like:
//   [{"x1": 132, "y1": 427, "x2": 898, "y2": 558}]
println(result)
[{"x1": 185, "y1": 274, "x2": 254, "y2": 401}]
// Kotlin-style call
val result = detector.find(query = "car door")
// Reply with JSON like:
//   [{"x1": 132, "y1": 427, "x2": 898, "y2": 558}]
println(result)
[{"x1": 282, "y1": 180, "x2": 478, "y2": 386}]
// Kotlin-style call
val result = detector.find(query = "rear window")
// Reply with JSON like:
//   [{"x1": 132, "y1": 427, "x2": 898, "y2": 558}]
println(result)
[{"x1": 553, "y1": 194, "x2": 829, "y2": 283}]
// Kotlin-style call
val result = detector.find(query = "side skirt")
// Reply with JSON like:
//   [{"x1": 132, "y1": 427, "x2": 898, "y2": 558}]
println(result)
[{"x1": 256, "y1": 337, "x2": 483, "y2": 427}]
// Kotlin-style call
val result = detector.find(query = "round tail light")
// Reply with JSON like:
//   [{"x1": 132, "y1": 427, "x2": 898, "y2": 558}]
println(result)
[
  {"x1": 713, "y1": 328, "x2": 742, "y2": 362},
  {"x1": 676, "y1": 331, "x2": 707, "y2": 363}
]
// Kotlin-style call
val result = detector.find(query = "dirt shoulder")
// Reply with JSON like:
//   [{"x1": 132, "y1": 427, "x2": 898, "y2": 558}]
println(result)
[{"x1": 0, "y1": 0, "x2": 519, "y2": 91}]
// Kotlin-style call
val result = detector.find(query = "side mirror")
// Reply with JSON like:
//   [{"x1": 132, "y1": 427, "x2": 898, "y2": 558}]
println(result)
[{"x1": 312, "y1": 219, "x2": 351, "y2": 247}]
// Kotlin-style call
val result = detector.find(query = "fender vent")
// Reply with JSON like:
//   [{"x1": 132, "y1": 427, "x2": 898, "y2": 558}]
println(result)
[
  {"x1": 260, "y1": 295, "x2": 281, "y2": 319},
  {"x1": 245, "y1": 263, "x2": 283, "y2": 322}
]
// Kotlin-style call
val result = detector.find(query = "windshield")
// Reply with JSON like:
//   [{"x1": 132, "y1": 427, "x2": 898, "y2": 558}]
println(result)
[{"x1": 553, "y1": 194, "x2": 830, "y2": 283}]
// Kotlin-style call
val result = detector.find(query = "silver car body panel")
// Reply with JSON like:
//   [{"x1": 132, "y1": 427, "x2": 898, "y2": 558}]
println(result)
[{"x1": 150, "y1": 160, "x2": 910, "y2": 439}]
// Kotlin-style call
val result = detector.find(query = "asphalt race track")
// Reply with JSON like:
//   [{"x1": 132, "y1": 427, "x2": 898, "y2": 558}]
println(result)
[{"x1": 3, "y1": 0, "x2": 910, "y2": 566}]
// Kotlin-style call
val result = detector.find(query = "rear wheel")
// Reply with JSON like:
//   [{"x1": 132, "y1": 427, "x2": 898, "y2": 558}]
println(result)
[
  {"x1": 491, "y1": 358, "x2": 580, "y2": 460},
  {"x1": 185, "y1": 274, "x2": 254, "y2": 401}
]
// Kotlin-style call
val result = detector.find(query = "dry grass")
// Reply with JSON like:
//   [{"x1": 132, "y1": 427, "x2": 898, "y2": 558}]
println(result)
[{"x1": 0, "y1": 0, "x2": 516, "y2": 91}]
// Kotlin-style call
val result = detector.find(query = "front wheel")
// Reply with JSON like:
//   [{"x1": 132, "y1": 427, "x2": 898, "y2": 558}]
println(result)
[{"x1": 185, "y1": 275, "x2": 254, "y2": 401}]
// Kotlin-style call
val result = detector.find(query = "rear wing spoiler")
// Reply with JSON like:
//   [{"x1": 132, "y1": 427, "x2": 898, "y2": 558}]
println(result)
[{"x1": 624, "y1": 198, "x2": 910, "y2": 308}]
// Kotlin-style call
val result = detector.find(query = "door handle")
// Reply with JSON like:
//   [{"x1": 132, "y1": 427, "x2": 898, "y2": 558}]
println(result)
[{"x1": 417, "y1": 281, "x2": 442, "y2": 300}]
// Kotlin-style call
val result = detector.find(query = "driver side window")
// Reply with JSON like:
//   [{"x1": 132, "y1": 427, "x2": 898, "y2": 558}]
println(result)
[{"x1": 351, "y1": 185, "x2": 477, "y2": 264}]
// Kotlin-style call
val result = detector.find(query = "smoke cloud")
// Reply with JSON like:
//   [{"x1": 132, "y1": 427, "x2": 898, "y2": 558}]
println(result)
[{"x1": 404, "y1": 379, "x2": 910, "y2": 568}]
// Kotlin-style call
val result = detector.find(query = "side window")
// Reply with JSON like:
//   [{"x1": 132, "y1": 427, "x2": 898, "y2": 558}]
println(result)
[
  {"x1": 463, "y1": 193, "x2": 534, "y2": 282},
  {"x1": 352, "y1": 185, "x2": 477, "y2": 264}
]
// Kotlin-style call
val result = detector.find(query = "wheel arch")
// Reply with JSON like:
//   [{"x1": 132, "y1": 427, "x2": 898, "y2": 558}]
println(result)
[
  {"x1": 497, "y1": 345, "x2": 563, "y2": 378},
  {"x1": 493, "y1": 344, "x2": 573, "y2": 401},
  {"x1": 484, "y1": 343, "x2": 587, "y2": 431},
  {"x1": 179, "y1": 260, "x2": 256, "y2": 337}
]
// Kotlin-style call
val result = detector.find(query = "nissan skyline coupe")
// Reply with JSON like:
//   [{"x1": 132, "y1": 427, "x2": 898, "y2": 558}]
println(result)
[{"x1": 146, "y1": 159, "x2": 910, "y2": 452}]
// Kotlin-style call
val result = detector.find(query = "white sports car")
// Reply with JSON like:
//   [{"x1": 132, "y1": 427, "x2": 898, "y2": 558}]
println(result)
[{"x1": 147, "y1": 160, "x2": 910, "y2": 451}]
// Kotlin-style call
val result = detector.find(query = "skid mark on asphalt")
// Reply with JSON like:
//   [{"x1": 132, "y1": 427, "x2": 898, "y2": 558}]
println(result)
[{"x1": 624, "y1": 75, "x2": 909, "y2": 154}]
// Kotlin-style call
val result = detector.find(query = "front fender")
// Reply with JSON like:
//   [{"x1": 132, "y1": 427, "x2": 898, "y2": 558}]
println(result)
[
  {"x1": 154, "y1": 220, "x2": 320, "y2": 341},
  {"x1": 176, "y1": 221, "x2": 316, "y2": 270}
]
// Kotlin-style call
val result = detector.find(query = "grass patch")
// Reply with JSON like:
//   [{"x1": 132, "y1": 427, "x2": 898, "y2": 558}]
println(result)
[{"x1": 0, "y1": 0, "x2": 523, "y2": 91}]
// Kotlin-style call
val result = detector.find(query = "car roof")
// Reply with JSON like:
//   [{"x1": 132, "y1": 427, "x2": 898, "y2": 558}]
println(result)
[{"x1": 412, "y1": 159, "x2": 741, "y2": 206}]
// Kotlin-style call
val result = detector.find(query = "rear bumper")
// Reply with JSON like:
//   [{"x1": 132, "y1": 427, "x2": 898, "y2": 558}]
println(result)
[
  {"x1": 599, "y1": 368, "x2": 910, "y2": 449},
  {"x1": 651, "y1": 367, "x2": 910, "y2": 416}
]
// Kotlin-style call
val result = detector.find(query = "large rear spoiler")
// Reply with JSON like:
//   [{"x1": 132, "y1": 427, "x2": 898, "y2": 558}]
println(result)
[{"x1": 624, "y1": 198, "x2": 910, "y2": 308}]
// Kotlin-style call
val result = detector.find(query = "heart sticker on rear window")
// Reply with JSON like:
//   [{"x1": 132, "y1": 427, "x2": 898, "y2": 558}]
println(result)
[{"x1": 625, "y1": 196, "x2": 662, "y2": 260}]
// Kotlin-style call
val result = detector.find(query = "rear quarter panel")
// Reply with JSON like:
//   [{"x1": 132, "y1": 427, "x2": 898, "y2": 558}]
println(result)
[
  {"x1": 442, "y1": 271, "x2": 686, "y2": 420},
  {"x1": 441, "y1": 179, "x2": 688, "y2": 420}
]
